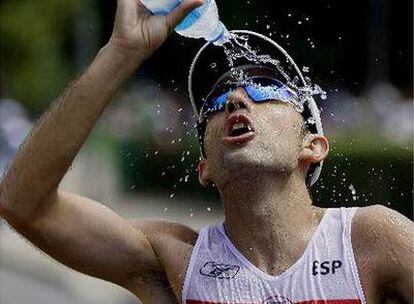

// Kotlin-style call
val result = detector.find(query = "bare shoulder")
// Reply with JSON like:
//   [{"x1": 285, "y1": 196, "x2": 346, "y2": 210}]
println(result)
[
  {"x1": 352, "y1": 204, "x2": 412, "y2": 248},
  {"x1": 351, "y1": 205, "x2": 413, "y2": 300}
]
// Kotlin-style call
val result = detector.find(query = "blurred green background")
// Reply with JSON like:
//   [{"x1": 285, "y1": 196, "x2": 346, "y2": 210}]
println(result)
[{"x1": 0, "y1": 0, "x2": 412, "y2": 218}]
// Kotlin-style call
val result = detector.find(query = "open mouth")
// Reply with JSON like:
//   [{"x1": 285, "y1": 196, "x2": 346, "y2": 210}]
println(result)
[
  {"x1": 223, "y1": 113, "x2": 256, "y2": 145},
  {"x1": 229, "y1": 122, "x2": 253, "y2": 136}
]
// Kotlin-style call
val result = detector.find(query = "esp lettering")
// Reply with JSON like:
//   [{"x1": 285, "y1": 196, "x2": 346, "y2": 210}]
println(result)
[{"x1": 312, "y1": 260, "x2": 342, "y2": 275}]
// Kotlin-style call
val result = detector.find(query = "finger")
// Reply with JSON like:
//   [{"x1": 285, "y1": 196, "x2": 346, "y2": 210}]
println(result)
[{"x1": 165, "y1": 0, "x2": 204, "y2": 32}]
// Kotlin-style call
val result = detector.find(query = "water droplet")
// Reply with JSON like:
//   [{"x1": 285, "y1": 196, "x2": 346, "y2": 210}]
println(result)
[{"x1": 349, "y1": 184, "x2": 357, "y2": 201}]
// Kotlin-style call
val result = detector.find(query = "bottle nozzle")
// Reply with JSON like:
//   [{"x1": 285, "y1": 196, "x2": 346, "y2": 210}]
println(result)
[{"x1": 210, "y1": 22, "x2": 229, "y2": 46}]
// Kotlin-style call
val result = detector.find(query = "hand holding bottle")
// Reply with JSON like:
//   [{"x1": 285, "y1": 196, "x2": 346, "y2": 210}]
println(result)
[{"x1": 108, "y1": 0, "x2": 204, "y2": 65}]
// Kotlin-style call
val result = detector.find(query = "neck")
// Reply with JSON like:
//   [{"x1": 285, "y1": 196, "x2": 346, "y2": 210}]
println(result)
[{"x1": 217, "y1": 169, "x2": 323, "y2": 275}]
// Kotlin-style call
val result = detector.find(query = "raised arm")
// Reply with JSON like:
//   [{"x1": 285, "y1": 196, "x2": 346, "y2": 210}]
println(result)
[{"x1": 0, "y1": 0, "x2": 201, "y2": 289}]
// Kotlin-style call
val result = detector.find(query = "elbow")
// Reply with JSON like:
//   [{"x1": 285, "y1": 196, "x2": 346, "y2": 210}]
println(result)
[
  {"x1": 0, "y1": 180, "x2": 30, "y2": 227},
  {"x1": 0, "y1": 191, "x2": 28, "y2": 229},
  {"x1": 0, "y1": 181, "x2": 57, "y2": 226},
  {"x1": 0, "y1": 181, "x2": 14, "y2": 222},
  {"x1": 0, "y1": 181, "x2": 7, "y2": 218}
]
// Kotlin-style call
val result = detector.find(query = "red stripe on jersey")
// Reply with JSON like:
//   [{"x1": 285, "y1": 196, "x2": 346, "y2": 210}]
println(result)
[
  {"x1": 186, "y1": 301, "x2": 254, "y2": 304},
  {"x1": 186, "y1": 299, "x2": 361, "y2": 304},
  {"x1": 297, "y1": 301, "x2": 361, "y2": 304}
]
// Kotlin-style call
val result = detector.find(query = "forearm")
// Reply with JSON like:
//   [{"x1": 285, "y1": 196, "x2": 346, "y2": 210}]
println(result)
[{"x1": 0, "y1": 44, "x2": 142, "y2": 222}]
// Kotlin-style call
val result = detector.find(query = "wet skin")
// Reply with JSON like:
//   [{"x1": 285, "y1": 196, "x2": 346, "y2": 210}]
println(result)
[
  {"x1": 1, "y1": 0, "x2": 412, "y2": 302},
  {"x1": 123, "y1": 90, "x2": 412, "y2": 302},
  {"x1": 1, "y1": 66, "x2": 412, "y2": 304},
  {"x1": 123, "y1": 209, "x2": 413, "y2": 303}
]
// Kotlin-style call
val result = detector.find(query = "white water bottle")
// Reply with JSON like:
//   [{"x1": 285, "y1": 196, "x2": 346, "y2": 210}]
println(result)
[{"x1": 140, "y1": 0, "x2": 229, "y2": 45}]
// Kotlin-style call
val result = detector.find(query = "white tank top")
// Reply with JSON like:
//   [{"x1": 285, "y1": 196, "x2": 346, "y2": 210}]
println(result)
[{"x1": 182, "y1": 207, "x2": 366, "y2": 304}]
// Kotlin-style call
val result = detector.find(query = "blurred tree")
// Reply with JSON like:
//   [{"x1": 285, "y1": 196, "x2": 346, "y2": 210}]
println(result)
[
  {"x1": 0, "y1": 0, "x2": 89, "y2": 116},
  {"x1": 0, "y1": 0, "x2": 411, "y2": 220},
  {"x1": 1, "y1": 0, "x2": 411, "y2": 115}
]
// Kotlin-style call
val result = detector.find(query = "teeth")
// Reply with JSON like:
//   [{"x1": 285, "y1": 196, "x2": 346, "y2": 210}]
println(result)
[{"x1": 232, "y1": 122, "x2": 246, "y2": 131}]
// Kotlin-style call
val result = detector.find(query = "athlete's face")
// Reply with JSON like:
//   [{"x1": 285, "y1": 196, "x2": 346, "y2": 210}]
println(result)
[{"x1": 197, "y1": 87, "x2": 329, "y2": 187}]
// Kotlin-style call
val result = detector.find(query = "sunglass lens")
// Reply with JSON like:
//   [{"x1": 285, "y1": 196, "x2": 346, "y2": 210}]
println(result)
[
  {"x1": 244, "y1": 84, "x2": 293, "y2": 103},
  {"x1": 202, "y1": 90, "x2": 232, "y2": 117}
]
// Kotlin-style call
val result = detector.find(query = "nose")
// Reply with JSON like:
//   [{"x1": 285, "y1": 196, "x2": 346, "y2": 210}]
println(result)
[{"x1": 225, "y1": 88, "x2": 251, "y2": 114}]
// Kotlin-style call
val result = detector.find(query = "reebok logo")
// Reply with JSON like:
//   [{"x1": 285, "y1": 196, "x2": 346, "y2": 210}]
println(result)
[{"x1": 199, "y1": 261, "x2": 240, "y2": 279}]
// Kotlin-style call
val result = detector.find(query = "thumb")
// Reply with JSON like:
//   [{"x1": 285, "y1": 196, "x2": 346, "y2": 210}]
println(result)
[{"x1": 165, "y1": 0, "x2": 204, "y2": 32}]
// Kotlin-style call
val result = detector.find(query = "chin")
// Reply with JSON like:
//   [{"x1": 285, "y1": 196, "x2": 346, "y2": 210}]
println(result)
[
  {"x1": 223, "y1": 146, "x2": 270, "y2": 171},
  {"x1": 221, "y1": 143, "x2": 295, "y2": 175}
]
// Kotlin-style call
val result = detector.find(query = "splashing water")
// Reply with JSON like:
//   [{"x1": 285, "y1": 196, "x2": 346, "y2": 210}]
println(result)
[
  {"x1": 348, "y1": 184, "x2": 358, "y2": 201},
  {"x1": 224, "y1": 33, "x2": 292, "y2": 82},
  {"x1": 208, "y1": 32, "x2": 327, "y2": 115}
]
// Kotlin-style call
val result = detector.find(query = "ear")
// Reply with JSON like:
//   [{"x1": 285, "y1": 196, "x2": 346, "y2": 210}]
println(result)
[
  {"x1": 198, "y1": 158, "x2": 213, "y2": 187},
  {"x1": 299, "y1": 134, "x2": 329, "y2": 164}
]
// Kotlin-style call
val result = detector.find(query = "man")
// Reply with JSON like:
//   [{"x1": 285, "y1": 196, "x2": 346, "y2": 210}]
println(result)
[{"x1": 0, "y1": 0, "x2": 412, "y2": 303}]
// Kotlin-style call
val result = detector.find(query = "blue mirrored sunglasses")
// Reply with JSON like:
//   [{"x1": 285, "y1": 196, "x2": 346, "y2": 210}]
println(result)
[{"x1": 200, "y1": 77, "x2": 297, "y2": 120}]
